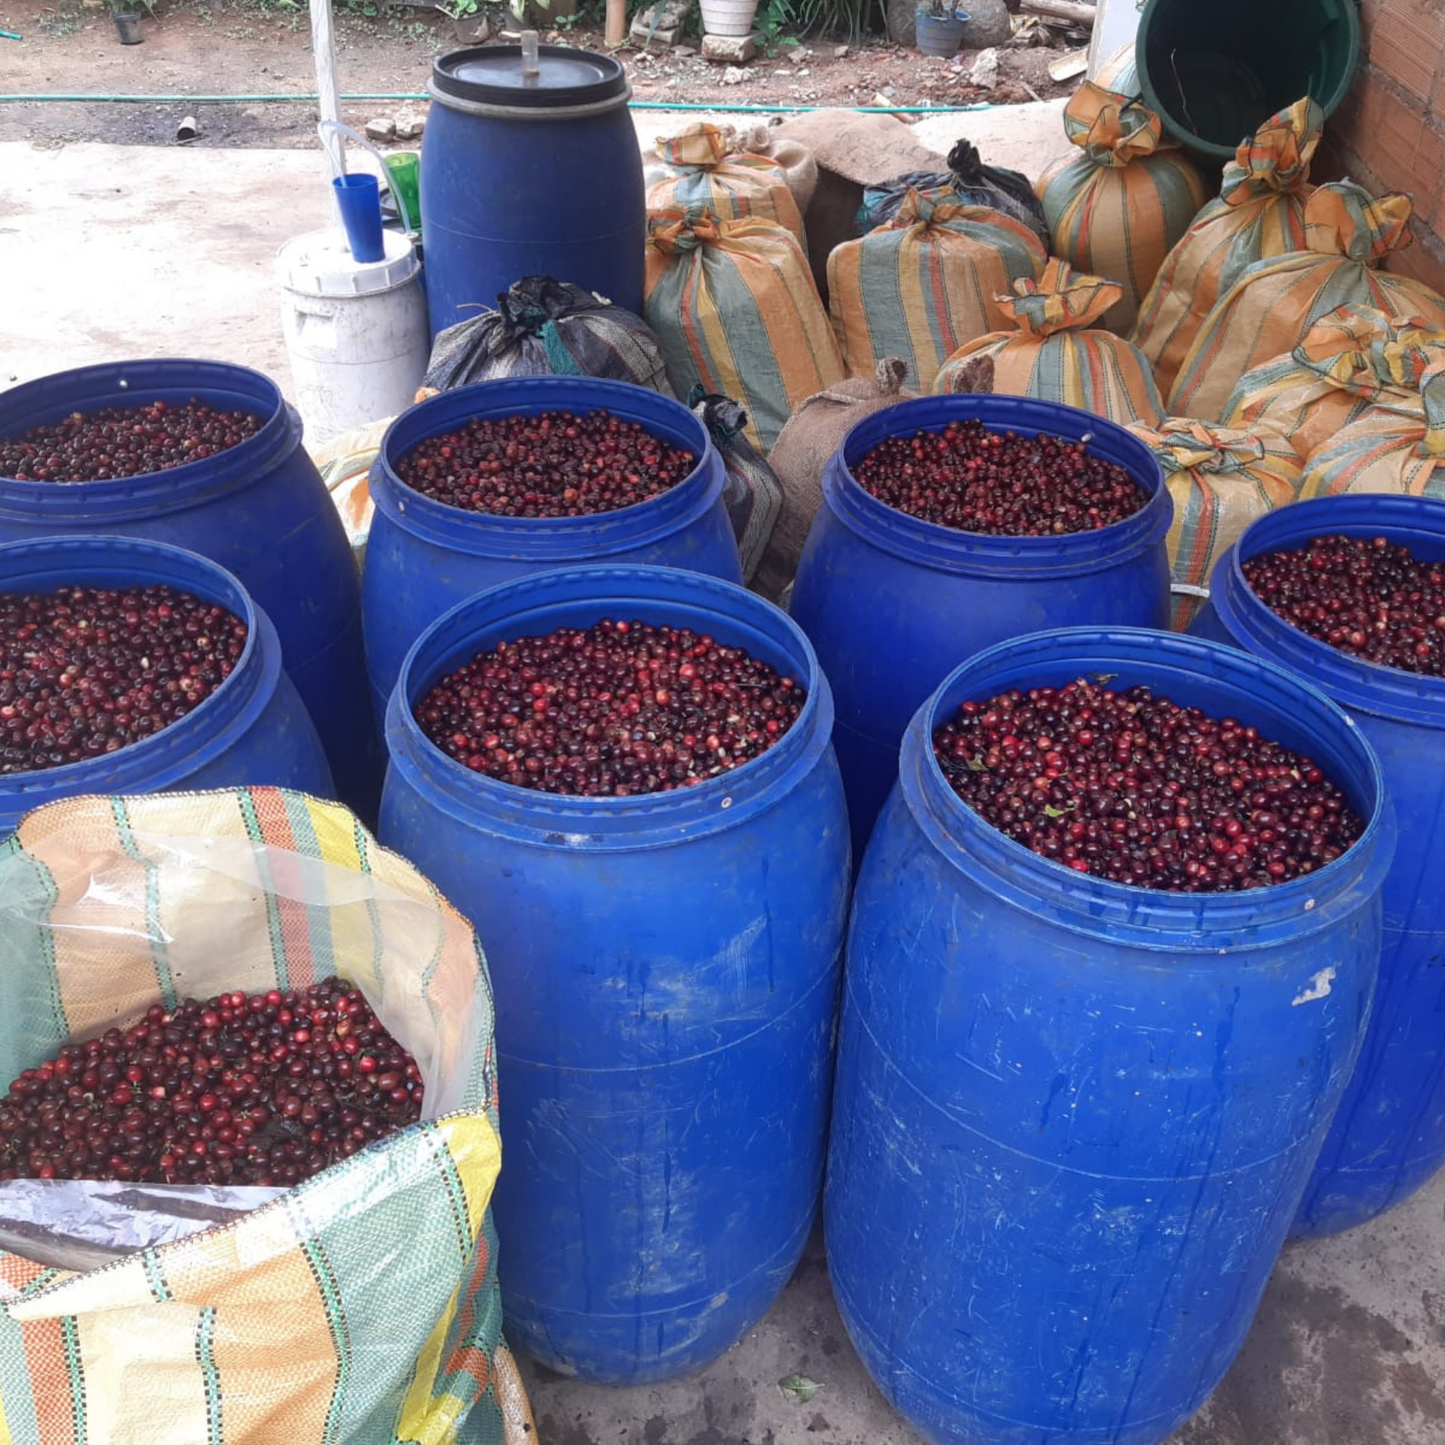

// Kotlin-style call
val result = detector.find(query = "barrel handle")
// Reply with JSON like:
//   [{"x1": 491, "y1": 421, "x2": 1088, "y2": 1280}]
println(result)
[{"x1": 317, "y1": 119, "x2": 416, "y2": 237}]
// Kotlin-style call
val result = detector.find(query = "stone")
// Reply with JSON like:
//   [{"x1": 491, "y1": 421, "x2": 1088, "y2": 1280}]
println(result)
[
  {"x1": 958, "y1": 0, "x2": 1011, "y2": 48},
  {"x1": 833, "y1": 44, "x2": 849, "y2": 57},
  {"x1": 702, "y1": 33, "x2": 760, "y2": 63},
  {"x1": 629, "y1": 0, "x2": 694, "y2": 45},
  {"x1": 885, "y1": 0, "x2": 916, "y2": 46},
  {"x1": 967, "y1": 46, "x2": 1000, "y2": 88},
  {"x1": 364, "y1": 118, "x2": 396, "y2": 143},
  {"x1": 721, "y1": 64, "x2": 749, "y2": 84},
  {"x1": 394, "y1": 117, "x2": 426, "y2": 141}
]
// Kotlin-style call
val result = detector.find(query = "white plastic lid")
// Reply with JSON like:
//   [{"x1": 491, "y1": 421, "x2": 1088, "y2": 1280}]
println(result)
[{"x1": 276, "y1": 226, "x2": 420, "y2": 298}]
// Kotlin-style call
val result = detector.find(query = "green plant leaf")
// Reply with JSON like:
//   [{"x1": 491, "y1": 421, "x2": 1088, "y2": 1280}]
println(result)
[{"x1": 778, "y1": 1374, "x2": 821, "y2": 1405}]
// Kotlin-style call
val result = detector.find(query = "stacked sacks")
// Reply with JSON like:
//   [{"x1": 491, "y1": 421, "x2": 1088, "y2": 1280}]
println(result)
[
  {"x1": 1036, "y1": 82, "x2": 1210, "y2": 334},
  {"x1": 1302, "y1": 366, "x2": 1445, "y2": 500},
  {"x1": 755, "y1": 355, "x2": 924, "y2": 604},
  {"x1": 827, "y1": 190, "x2": 1046, "y2": 390},
  {"x1": 1169, "y1": 183, "x2": 1445, "y2": 419},
  {"x1": 934, "y1": 260, "x2": 1166, "y2": 425},
  {"x1": 855, "y1": 139, "x2": 1050, "y2": 249},
  {"x1": 643, "y1": 206, "x2": 845, "y2": 450},
  {"x1": 1127, "y1": 417, "x2": 1304, "y2": 629},
  {"x1": 645, "y1": 123, "x2": 807, "y2": 251},
  {"x1": 1132, "y1": 99, "x2": 1325, "y2": 398},
  {"x1": 1224, "y1": 306, "x2": 1445, "y2": 462},
  {"x1": 424, "y1": 275, "x2": 674, "y2": 394}
]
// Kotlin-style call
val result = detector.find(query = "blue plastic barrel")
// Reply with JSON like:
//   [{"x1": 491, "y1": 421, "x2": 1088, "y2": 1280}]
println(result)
[
  {"x1": 1193, "y1": 494, "x2": 1445, "y2": 1236},
  {"x1": 422, "y1": 45, "x2": 645, "y2": 336},
  {"x1": 826, "y1": 627, "x2": 1392, "y2": 1445},
  {"x1": 363, "y1": 377, "x2": 742, "y2": 722},
  {"x1": 380, "y1": 565, "x2": 850, "y2": 1384},
  {"x1": 0, "y1": 360, "x2": 380, "y2": 820},
  {"x1": 0, "y1": 535, "x2": 333, "y2": 836},
  {"x1": 788, "y1": 395, "x2": 1172, "y2": 856}
]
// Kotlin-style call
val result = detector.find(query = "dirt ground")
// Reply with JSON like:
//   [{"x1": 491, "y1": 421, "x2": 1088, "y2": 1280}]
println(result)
[{"x1": 0, "y1": 0, "x2": 1076, "y2": 150}]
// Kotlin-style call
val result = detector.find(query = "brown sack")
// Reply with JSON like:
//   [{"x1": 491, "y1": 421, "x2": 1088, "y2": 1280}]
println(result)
[{"x1": 755, "y1": 356, "x2": 921, "y2": 602}]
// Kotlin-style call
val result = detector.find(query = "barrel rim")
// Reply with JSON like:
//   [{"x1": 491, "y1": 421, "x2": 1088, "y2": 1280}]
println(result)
[
  {"x1": 900, "y1": 624, "x2": 1392, "y2": 951},
  {"x1": 1207, "y1": 492, "x2": 1445, "y2": 728},
  {"x1": 0, "y1": 534, "x2": 282, "y2": 816},
  {"x1": 430, "y1": 43, "x2": 630, "y2": 114},
  {"x1": 0, "y1": 359, "x2": 301, "y2": 522},
  {"x1": 370, "y1": 376, "x2": 729, "y2": 560},
  {"x1": 822, "y1": 394, "x2": 1173, "y2": 577},
  {"x1": 384, "y1": 563, "x2": 841, "y2": 850}
]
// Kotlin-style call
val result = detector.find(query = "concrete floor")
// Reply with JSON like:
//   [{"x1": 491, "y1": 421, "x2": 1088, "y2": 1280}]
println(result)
[{"x1": 4, "y1": 111, "x2": 1445, "y2": 1445}]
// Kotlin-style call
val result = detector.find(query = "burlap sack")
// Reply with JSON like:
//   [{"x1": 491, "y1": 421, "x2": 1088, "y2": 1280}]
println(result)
[
  {"x1": 1169, "y1": 183, "x2": 1445, "y2": 420},
  {"x1": 1131, "y1": 98, "x2": 1324, "y2": 398},
  {"x1": 644, "y1": 206, "x2": 846, "y2": 451},
  {"x1": 935, "y1": 260, "x2": 1166, "y2": 425},
  {"x1": 773, "y1": 109, "x2": 943, "y2": 303},
  {"x1": 828, "y1": 191, "x2": 1046, "y2": 389},
  {"x1": 1223, "y1": 305, "x2": 1445, "y2": 463},
  {"x1": 1036, "y1": 82, "x2": 1211, "y2": 334},
  {"x1": 1301, "y1": 366, "x2": 1445, "y2": 500},
  {"x1": 645, "y1": 123, "x2": 808, "y2": 251},
  {"x1": 754, "y1": 356, "x2": 920, "y2": 602},
  {"x1": 1127, "y1": 417, "x2": 1304, "y2": 630}
]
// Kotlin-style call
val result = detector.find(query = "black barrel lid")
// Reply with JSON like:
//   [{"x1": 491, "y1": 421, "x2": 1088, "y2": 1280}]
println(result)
[{"x1": 432, "y1": 45, "x2": 628, "y2": 108}]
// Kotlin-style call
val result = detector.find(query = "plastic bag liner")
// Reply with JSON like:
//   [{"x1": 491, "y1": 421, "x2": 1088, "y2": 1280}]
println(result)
[
  {"x1": 689, "y1": 388, "x2": 782, "y2": 586},
  {"x1": 0, "y1": 785, "x2": 530, "y2": 1445},
  {"x1": 856, "y1": 139, "x2": 1049, "y2": 248},
  {"x1": 424, "y1": 273, "x2": 675, "y2": 395}
]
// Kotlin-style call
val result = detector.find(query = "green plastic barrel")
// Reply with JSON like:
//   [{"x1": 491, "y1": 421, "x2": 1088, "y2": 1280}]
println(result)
[{"x1": 1137, "y1": 0, "x2": 1360, "y2": 161}]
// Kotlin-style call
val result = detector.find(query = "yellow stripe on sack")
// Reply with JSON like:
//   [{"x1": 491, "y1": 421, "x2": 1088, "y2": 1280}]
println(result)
[
  {"x1": 304, "y1": 795, "x2": 367, "y2": 871},
  {"x1": 434, "y1": 1114, "x2": 504, "y2": 1236},
  {"x1": 396, "y1": 1286, "x2": 464, "y2": 1445}
]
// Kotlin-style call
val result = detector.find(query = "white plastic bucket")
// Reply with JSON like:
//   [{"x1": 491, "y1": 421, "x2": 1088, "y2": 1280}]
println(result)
[
  {"x1": 699, "y1": 0, "x2": 759, "y2": 36},
  {"x1": 277, "y1": 228, "x2": 431, "y2": 449}
]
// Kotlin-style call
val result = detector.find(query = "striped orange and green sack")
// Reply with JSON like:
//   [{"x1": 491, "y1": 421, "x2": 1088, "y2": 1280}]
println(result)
[
  {"x1": 1302, "y1": 366, "x2": 1445, "y2": 500},
  {"x1": 0, "y1": 787, "x2": 533, "y2": 1445},
  {"x1": 1036, "y1": 81, "x2": 1210, "y2": 335},
  {"x1": 1131, "y1": 98, "x2": 1325, "y2": 399},
  {"x1": 827, "y1": 189, "x2": 1045, "y2": 391},
  {"x1": 1127, "y1": 417, "x2": 1303, "y2": 631},
  {"x1": 1168, "y1": 183, "x2": 1445, "y2": 421},
  {"x1": 934, "y1": 259, "x2": 1165, "y2": 425},
  {"x1": 644, "y1": 206, "x2": 845, "y2": 451},
  {"x1": 646, "y1": 123, "x2": 807, "y2": 251},
  {"x1": 1223, "y1": 305, "x2": 1445, "y2": 463}
]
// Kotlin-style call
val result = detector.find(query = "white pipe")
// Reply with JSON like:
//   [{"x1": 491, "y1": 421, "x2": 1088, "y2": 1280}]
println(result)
[{"x1": 310, "y1": 0, "x2": 344, "y2": 186}]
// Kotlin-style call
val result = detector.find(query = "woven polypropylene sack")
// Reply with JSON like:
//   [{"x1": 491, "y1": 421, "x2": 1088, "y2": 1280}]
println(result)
[
  {"x1": 1127, "y1": 417, "x2": 1303, "y2": 630},
  {"x1": 1036, "y1": 82, "x2": 1210, "y2": 334},
  {"x1": 1302, "y1": 367, "x2": 1445, "y2": 500},
  {"x1": 754, "y1": 356, "x2": 919, "y2": 603},
  {"x1": 934, "y1": 260, "x2": 1166, "y2": 425},
  {"x1": 1131, "y1": 98, "x2": 1324, "y2": 399},
  {"x1": 1169, "y1": 184, "x2": 1445, "y2": 421},
  {"x1": 646, "y1": 123, "x2": 807, "y2": 251},
  {"x1": 1223, "y1": 305, "x2": 1445, "y2": 463},
  {"x1": 424, "y1": 274, "x2": 674, "y2": 395},
  {"x1": 0, "y1": 786, "x2": 532, "y2": 1445},
  {"x1": 644, "y1": 206, "x2": 846, "y2": 451},
  {"x1": 1092, "y1": 43, "x2": 1138, "y2": 94},
  {"x1": 828, "y1": 191, "x2": 1045, "y2": 390}
]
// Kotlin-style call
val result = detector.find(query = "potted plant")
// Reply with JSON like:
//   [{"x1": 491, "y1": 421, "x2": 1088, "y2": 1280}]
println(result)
[
  {"x1": 111, "y1": 0, "x2": 154, "y2": 44},
  {"x1": 915, "y1": 0, "x2": 969, "y2": 57},
  {"x1": 700, "y1": 0, "x2": 760, "y2": 39}
]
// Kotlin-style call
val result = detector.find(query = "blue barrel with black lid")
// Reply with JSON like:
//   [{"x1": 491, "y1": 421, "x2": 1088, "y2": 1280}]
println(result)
[{"x1": 422, "y1": 44, "x2": 646, "y2": 337}]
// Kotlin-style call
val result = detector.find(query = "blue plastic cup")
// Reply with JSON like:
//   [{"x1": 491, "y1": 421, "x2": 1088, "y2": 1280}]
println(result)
[{"x1": 332, "y1": 173, "x2": 384, "y2": 263}]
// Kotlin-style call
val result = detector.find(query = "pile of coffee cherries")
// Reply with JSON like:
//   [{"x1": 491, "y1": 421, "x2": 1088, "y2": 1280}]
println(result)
[
  {"x1": 0, "y1": 584, "x2": 248, "y2": 774},
  {"x1": 0, "y1": 399, "x2": 263, "y2": 483},
  {"x1": 0, "y1": 978, "x2": 422, "y2": 1187},
  {"x1": 414, "y1": 618, "x2": 805, "y2": 797},
  {"x1": 933, "y1": 676, "x2": 1363, "y2": 891},
  {"x1": 395, "y1": 409, "x2": 696, "y2": 518},
  {"x1": 854, "y1": 419, "x2": 1147, "y2": 536},
  {"x1": 1243, "y1": 534, "x2": 1445, "y2": 677}
]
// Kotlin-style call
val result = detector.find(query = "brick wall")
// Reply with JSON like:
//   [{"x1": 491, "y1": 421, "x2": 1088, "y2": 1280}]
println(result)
[{"x1": 1320, "y1": 0, "x2": 1445, "y2": 294}]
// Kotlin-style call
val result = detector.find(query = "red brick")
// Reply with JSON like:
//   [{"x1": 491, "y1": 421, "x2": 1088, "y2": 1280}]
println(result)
[
  {"x1": 1386, "y1": 229, "x2": 1445, "y2": 298},
  {"x1": 1361, "y1": 0, "x2": 1444, "y2": 103},
  {"x1": 1331, "y1": 70, "x2": 1445, "y2": 211}
]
